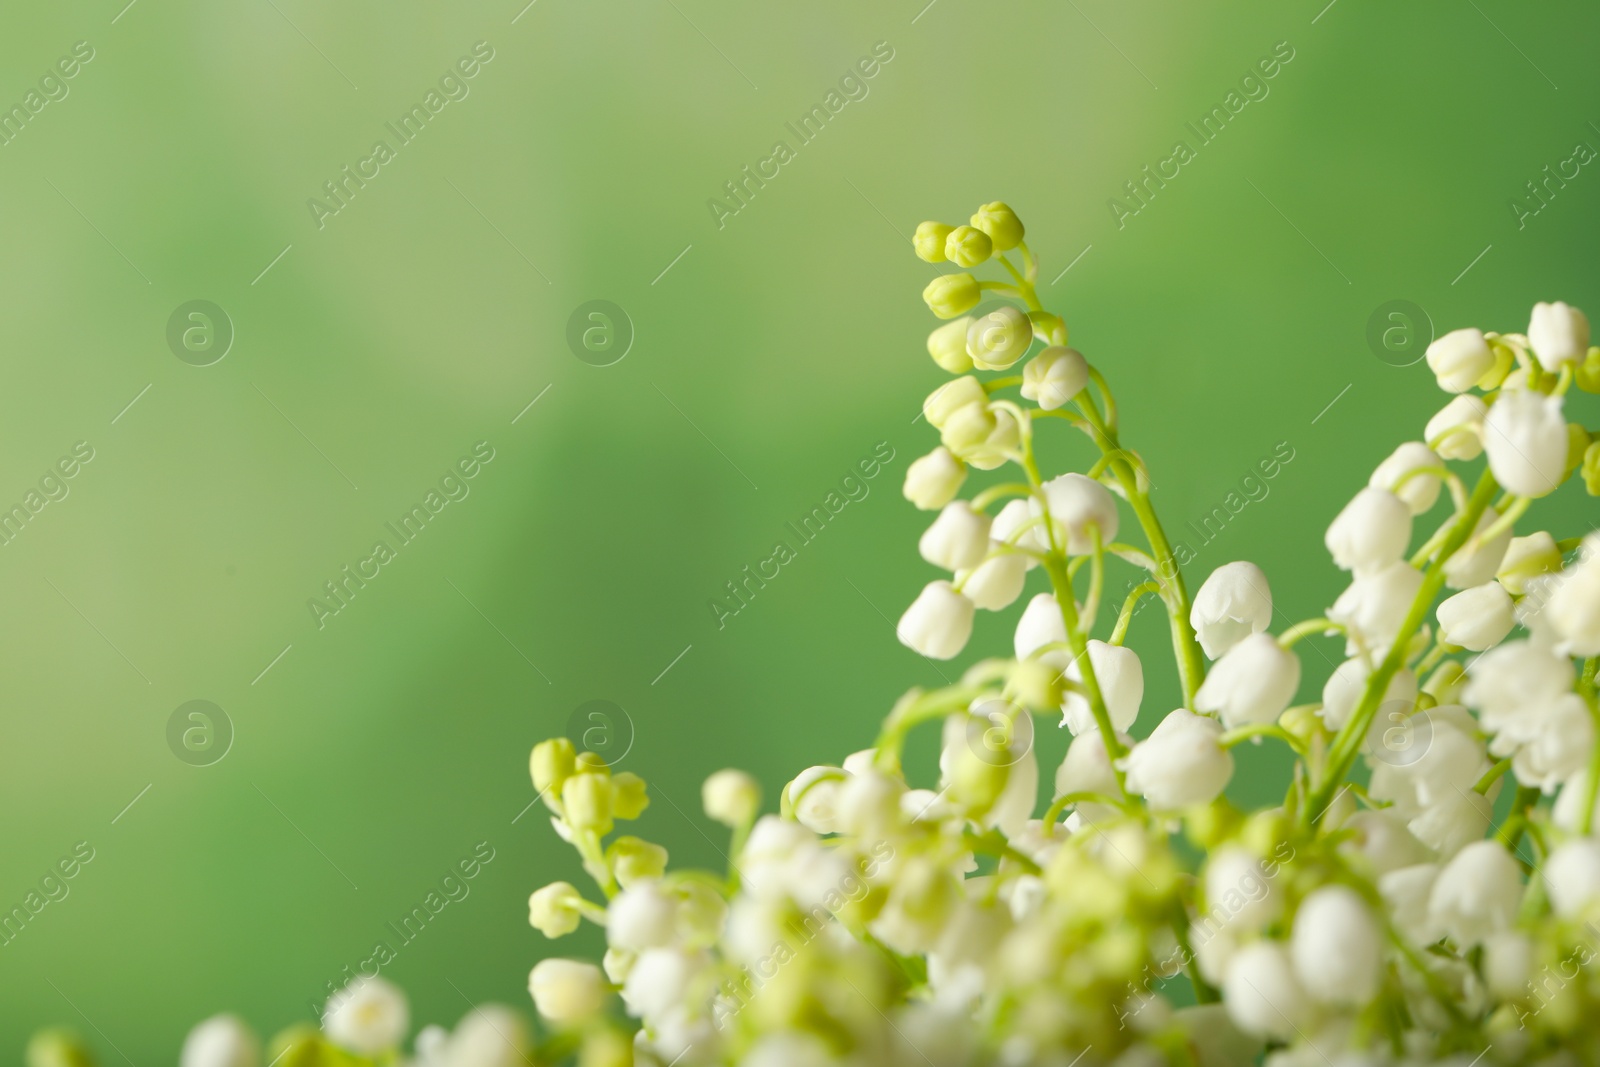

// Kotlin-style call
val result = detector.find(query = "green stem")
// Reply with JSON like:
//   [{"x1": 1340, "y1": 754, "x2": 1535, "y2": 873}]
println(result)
[
  {"x1": 1111, "y1": 581, "x2": 1163, "y2": 645},
  {"x1": 1474, "y1": 757, "x2": 1511, "y2": 794},
  {"x1": 1307, "y1": 470, "x2": 1499, "y2": 823},
  {"x1": 1220, "y1": 722, "x2": 1306, "y2": 756},
  {"x1": 1278, "y1": 617, "x2": 1343, "y2": 648}
]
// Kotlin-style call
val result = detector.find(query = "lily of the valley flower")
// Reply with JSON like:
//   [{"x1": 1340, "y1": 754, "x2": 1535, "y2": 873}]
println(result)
[
  {"x1": 897, "y1": 580, "x2": 975, "y2": 660},
  {"x1": 1190, "y1": 561, "x2": 1273, "y2": 659}
]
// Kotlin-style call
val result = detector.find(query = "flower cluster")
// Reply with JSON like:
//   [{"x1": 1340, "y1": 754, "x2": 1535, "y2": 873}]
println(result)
[{"x1": 39, "y1": 206, "x2": 1600, "y2": 1066}]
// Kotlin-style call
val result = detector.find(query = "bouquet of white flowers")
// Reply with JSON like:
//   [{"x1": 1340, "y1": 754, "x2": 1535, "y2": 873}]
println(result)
[{"x1": 43, "y1": 203, "x2": 1600, "y2": 1067}]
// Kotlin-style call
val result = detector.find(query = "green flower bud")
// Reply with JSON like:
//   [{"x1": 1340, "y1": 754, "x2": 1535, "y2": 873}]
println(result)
[
  {"x1": 1005, "y1": 658, "x2": 1060, "y2": 710},
  {"x1": 943, "y1": 224, "x2": 992, "y2": 268},
  {"x1": 562, "y1": 772, "x2": 613, "y2": 835},
  {"x1": 264, "y1": 1026, "x2": 337, "y2": 1067},
  {"x1": 610, "y1": 771, "x2": 649, "y2": 820},
  {"x1": 529, "y1": 880, "x2": 585, "y2": 938},
  {"x1": 1423, "y1": 660, "x2": 1467, "y2": 705},
  {"x1": 606, "y1": 835, "x2": 668, "y2": 887},
  {"x1": 1278, "y1": 704, "x2": 1322, "y2": 747},
  {"x1": 1182, "y1": 797, "x2": 1242, "y2": 851},
  {"x1": 1028, "y1": 310, "x2": 1068, "y2": 347},
  {"x1": 531, "y1": 738, "x2": 576, "y2": 800},
  {"x1": 966, "y1": 306, "x2": 1033, "y2": 370},
  {"x1": 26, "y1": 1030, "x2": 95, "y2": 1067},
  {"x1": 913, "y1": 220, "x2": 953, "y2": 263},
  {"x1": 1585, "y1": 440, "x2": 1600, "y2": 496},
  {"x1": 702, "y1": 768, "x2": 761, "y2": 827},
  {"x1": 1567, "y1": 423, "x2": 1592, "y2": 473},
  {"x1": 922, "y1": 273, "x2": 981, "y2": 320},
  {"x1": 579, "y1": 1029, "x2": 633, "y2": 1067},
  {"x1": 1577, "y1": 346, "x2": 1600, "y2": 393},
  {"x1": 1498, "y1": 531, "x2": 1563, "y2": 594},
  {"x1": 970, "y1": 201, "x2": 1025, "y2": 252},
  {"x1": 922, "y1": 376, "x2": 987, "y2": 430},
  {"x1": 927, "y1": 317, "x2": 975, "y2": 373}
]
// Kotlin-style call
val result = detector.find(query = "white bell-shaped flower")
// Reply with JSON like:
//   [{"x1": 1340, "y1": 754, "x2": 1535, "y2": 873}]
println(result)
[
  {"x1": 1202, "y1": 846, "x2": 1283, "y2": 933},
  {"x1": 1030, "y1": 472, "x2": 1119, "y2": 555},
  {"x1": 1548, "y1": 549, "x2": 1600, "y2": 656},
  {"x1": 1482, "y1": 389, "x2": 1568, "y2": 498},
  {"x1": 1328, "y1": 560, "x2": 1424, "y2": 655},
  {"x1": 181, "y1": 1016, "x2": 259, "y2": 1067},
  {"x1": 1060, "y1": 639, "x2": 1144, "y2": 734},
  {"x1": 1427, "y1": 840, "x2": 1522, "y2": 946},
  {"x1": 990, "y1": 497, "x2": 1043, "y2": 563},
  {"x1": 918, "y1": 501, "x2": 992, "y2": 572},
  {"x1": 1014, "y1": 592, "x2": 1069, "y2": 663},
  {"x1": 1436, "y1": 582, "x2": 1513, "y2": 651},
  {"x1": 958, "y1": 552, "x2": 1027, "y2": 610},
  {"x1": 1120, "y1": 709, "x2": 1233, "y2": 810},
  {"x1": 1326, "y1": 487, "x2": 1412, "y2": 574},
  {"x1": 1020, "y1": 346, "x2": 1088, "y2": 410},
  {"x1": 1528, "y1": 300, "x2": 1590, "y2": 370},
  {"x1": 897, "y1": 581, "x2": 975, "y2": 660},
  {"x1": 903, "y1": 447, "x2": 966, "y2": 511},
  {"x1": 1320, "y1": 658, "x2": 1417, "y2": 732},
  {"x1": 1425, "y1": 327, "x2": 1494, "y2": 392},
  {"x1": 1369, "y1": 441, "x2": 1444, "y2": 514},
  {"x1": 1221, "y1": 941, "x2": 1309, "y2": 1041},
  {"x1": 1291, "y1": 885, "x2": 1382, "y2": 1006},
  {"x1": 1190, "y1": 561, "x2": 1273, "y2": 659},
  {"x1": 1425, "y1": 394, "x2": 1489, "y2": 460},
  {"x1": 323, "y1": 977, "x2": 409, "y2": 1055},
  {"x1": 1193, "y1": 632, "x2": 1301, "y2": 729}
]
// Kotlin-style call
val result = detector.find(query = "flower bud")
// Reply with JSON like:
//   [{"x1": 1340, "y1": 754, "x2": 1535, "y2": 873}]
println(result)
[
  {"x1": 1497, "y1": 531, "x2": 1563, "y2": 594},
  {"x1": 922, "y1": 273, "x2": 981, "y2": 319},
  {"x1": 942, "y1": 403, "x2": 1020, "y2": 470},
  {"x1": 913, "y1": 221, "x2": 953, "y2": 263},
  {"x1": 966, "y1": 306, "x2": 1032, "y2": 369},
  {"x1": 1425, "y1": 395, "x2": 1489, "y2": 460},
  {"x1": 1291, "y1": 886, "x2": 1382, "y2": 1006},
  {"x1": 1028, "y1": 310, "x2": 1067, "y2": 346},
  {"x1": 919, "y1": 501, "x2": 992, "y2": 571},
  {"x1": 607, "y1": 836, "x2": 668, "y2": 888},
  {"x1": 1031, "y1": 472, "x2": 1119, "y2": 555},
  {"x1": 1436, "y1": 582, "x2": 1513, "y2": 651},
  {"x1": 27, "y1": 1031, "x2": 95, "y2": 1067},
  {"x1": 530, "y1": 881, "x2": 585, "y2": 938},
  {"x1": 1423, "y1": 659, "x2": 1466, "y2": 705},
  {"x1": 1120, "y1": 709, "x2": 1233, "y2": 810},
  {"x1": 991, "y1": 498, "x2": 1044, "y2": 558},
  {"x1": 897, "y1": 580, "x2": 975, "y2": 660},
  {"x1": 1329, "y1": 560, "x2": 1425, "y2": 654},
  {"x1": 1190, "y1": 561, "x2": 1272, "y2": 659},
  {"x1": 943, "y1": 224, "x2": 992, "y2": 268},
  {"x1": 1567, "y1": 423, "x2": 1591, "y2": 473},
  {"x1": 1021, "y1": 347, "x2": 1088, "y2": 410},
  {"x1": 610, "y1": 772, "x2": 649, "y2": 820},
  {"x1": 1222, "y1": 942, "x2": 1310, "y2": 1040},
  {"x1": 786, "y1": 764, "x2": 845, "y2": 834},
  {"x1": 903, "y1": 447, "x2": 966, "y2": 510},
  {"x1": 531, "y1": 738, "x2": 577, "y2": 801},
  {"x1": 578, "y1": 1030, "x2": 632, "y2": 1067},
  {"x1": 1369, "y1": 441, "x2": 1443, "y2": 515},
  {"x1": 958, "y1": 554, "x2": 1026, "y2": 612},
  {"x1": 1193, "y1": 632, "x2": 1301, "y2": 729},
  {"x1": 529, "y1": 959, "x2": 608, "y2": 1025},
  {"x1": 1325, "y1": 487, "x2": 1411, "y2": 573},
  {"x1": 1443, "y1": 506, "x2": 1514, "y2": 589},
  {"x1": 1425, "y1": 327, "x2": 1494, "y2": 392},
  {"x1": 181, "y1": 1016, "x2": 259, "y2": 1067},
  {"x1": 926, "y1": 317, "x2": 974, "y2": 373},
  {"x1": 922, "y1": 376, "x2": 986, "y2": 430},
  {"x1": 702, "y1": 768, "x2": 760, "y2": 827},
  {"x1": 1007, "y1": 658, "x2": 1061, "y2": 710},
  {"x1": 1483, "y1": 388, "x2": 1568, "y2": 497},
  {"x1": 1528, "y1": 300, "x2": 1590, "y2": 370},
  {"x1": 1544, "y1": 839, "x2": 1600, "y2": 917},
  {"x1": 562, "y1": 772, "x2": 614, "y2": 835},
  {"x1": 970, "y1": 201, "x2": 1024, "y2": 251},
  {"x1": 1320, "y1": 659, "x2": 1417, "y2": 732},
  {"x1": 1586, "y1": 440, "x2": 1600, "y2": 495},
  {"x1": 1578, "y1": 345, "x2": 1600, "y2": 393}
]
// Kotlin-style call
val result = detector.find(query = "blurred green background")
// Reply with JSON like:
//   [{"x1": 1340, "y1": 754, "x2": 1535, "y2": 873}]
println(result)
[{"x1": 1, "y1": 0, "x2": 1597, "y2": 1057}]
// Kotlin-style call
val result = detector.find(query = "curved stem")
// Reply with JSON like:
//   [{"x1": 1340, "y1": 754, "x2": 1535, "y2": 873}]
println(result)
[
  {"x1": 1278, "y1": 617, "x2": 1344, "y2": 648},
  {"x1": 1307, "y1": 469, "x2": 1499, "y2": 822},
  {"x1": 1220, "y1": 722, "x2": 1306, "y2": 756},
  {"x1": 1111, "y1": 581, "x2": 1163, "y2": 645}
]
